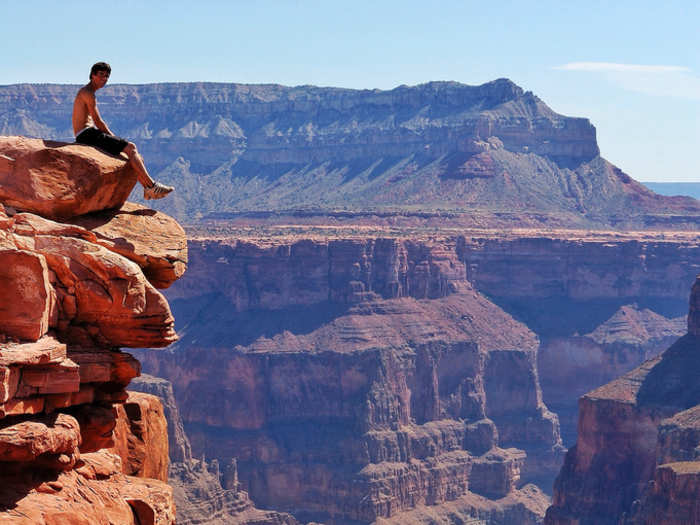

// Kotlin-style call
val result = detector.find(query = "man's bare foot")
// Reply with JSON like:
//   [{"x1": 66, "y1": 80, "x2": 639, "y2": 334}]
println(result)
[{"x1": 144, "y1": 182, "x2": 174, "y2": 200}]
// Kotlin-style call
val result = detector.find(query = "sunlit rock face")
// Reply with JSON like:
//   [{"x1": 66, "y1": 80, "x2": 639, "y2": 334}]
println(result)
[
  {"x1": 545, "y1": 276, "x2": 700, "y2": 525},
  {"x1": 0, "y1": 136, "x2": 137, "y2": 220},
  {"x1": 0, "y1": 142, "x2": 187, "y2": 525}
]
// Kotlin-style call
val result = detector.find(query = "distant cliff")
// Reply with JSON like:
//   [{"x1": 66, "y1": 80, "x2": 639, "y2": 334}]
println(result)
[{"x1": 2, "y1": 80, "x2": 698, "y2": 227}]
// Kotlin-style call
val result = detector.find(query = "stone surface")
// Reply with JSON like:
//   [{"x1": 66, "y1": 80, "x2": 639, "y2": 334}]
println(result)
[
  {"x1": 0, "y1": 136, "x2": 137, "y2": 220},
  {"x1": 112, "y1": 391, "x2": 169, "y2": 482},
  {"x1": 0, "y1": 138, "x2": 185, "y2": 524},
  {"x1": 539, "y1": 305, "x2": 685, "y2": 445},
  {"x1": 0, "y1": 205, "x2": 179, "y2": 348},
  {"x1": 69, "y1": 202, "x2": 188, "y2": 289},
  {"x1": 129, "y1": 375, "x2": 303, "y2": 525},
  {"x1": 624, "y1": 462, "x2": 700, "y2": 525},
  {"x1": 0, "y1": 336, "x2": 67, "y2": 367},
  {"x1": 545, "y1": 308, "x2": 700, "y2": 525},
  {"x1": 0, "y1": 457, "x2": 175, "y2": 525},
  {"x1": 138, "y1": 235, "x2": 563, "y2": 523},
  {"x1": 0, "y1": 412, "x2": 80, "y2": 462},
  {"x1": 0, "y1": 249, "x2": 53, "y2": 341}
]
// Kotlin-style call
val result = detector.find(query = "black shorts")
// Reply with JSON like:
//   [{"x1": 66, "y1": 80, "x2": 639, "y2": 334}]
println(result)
[{"x1": 75, "y1": 127, "x2": 129, "y2": 156}]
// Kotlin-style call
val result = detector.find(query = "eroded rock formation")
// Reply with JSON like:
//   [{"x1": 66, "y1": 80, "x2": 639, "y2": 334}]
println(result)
[
  {"x1": 0, "y1": 136, "x2": 138, "y2": 220},
  {"x1": 538, "y1": 305, "x2": 685, "y2": 444},
  {"x1": 0, "y1": 139, "x2": 187, "y2": 524},
  {"x1": 138, "y1": 236, "x2": 562, "y2": 523},
  {"x1": 545, "y1": 276, "x2": 700, "y2": 524}
]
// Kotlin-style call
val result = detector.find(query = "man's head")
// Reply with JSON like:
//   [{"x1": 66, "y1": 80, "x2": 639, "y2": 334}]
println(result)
[{"x1": 89, "y1": 62, "x2": 111, "y2": 81}]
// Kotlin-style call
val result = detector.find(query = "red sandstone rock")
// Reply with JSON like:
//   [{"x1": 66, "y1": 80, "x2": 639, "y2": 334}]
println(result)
[
  {"x1": 0, "y1": 412, "x2": 80, "y2": 462},
  {"x1": 0, "y1": 211, "x2": 179, "y2": 347},
  {"x1": 545, "y1": 325, "x2": 700, "y2": 524},
  {"x1": 0, "y1": 141, "x2": 184, "y2": 525},
  {"x1": 539, "y1": 305, "x2": 686, "y2": 445},
  {"x1": 112, "y1": 391, "x2": 169, "y2": 482},
  {"x1": 0, "y1": 249, "x2": 53, "y2": 341},
  {"x1": 0, "y1": 459, "x2": 175, "y2": 524},
  {"x1": 0, "y1": 336, "x2": 66, "y2": 367},
  {"x1": 34, "y1": 233, "x2": 177, "y2": 347},
  {"x1": 71, "y1": 404, "x2": 118, "y2": 453},
  {"x1": 0, "y1": 136, "x2": 137, "y2": 220},
  {"x1": 625, "y1": 462, "x2": 700, "y2": 524},
  {"x1": 70, "y1": 202, "x2": 188, "y2": 289}
]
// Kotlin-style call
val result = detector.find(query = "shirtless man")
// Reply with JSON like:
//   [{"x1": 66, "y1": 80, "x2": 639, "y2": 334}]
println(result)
[{"x1": 73, "y1": 62, "x2": 173, "y2": 200}]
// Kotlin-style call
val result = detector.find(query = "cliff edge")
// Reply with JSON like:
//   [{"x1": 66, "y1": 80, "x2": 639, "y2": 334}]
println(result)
[{"x1": 0, "y1": 137, "x2": 187, "y2": 524}]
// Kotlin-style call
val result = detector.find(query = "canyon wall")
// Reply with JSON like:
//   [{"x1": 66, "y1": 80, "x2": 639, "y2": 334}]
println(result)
[
  {"x1": 139, "y1": 236, "x2": 562, "y2": 523},
  {"x1": 0, "y1": 137, "x2": 187, "y2": 524},
  {"x1": 130, "y1": 374, "x2": 300, "y2": 525},
  {"x1": 137, "y1": 232, "x2": 700, "y2": 523}
]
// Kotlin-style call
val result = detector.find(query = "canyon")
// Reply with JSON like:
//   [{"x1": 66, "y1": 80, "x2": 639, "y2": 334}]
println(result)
[
  {"x1": 132, "y1": 228, "x2": 698, "y2": 523},
  {"x1": 1, "y1": 78, "x2": 699, "y2": 524},
  {"x1": 545, "y1": 276, "x2": 700, "y2": 524}
]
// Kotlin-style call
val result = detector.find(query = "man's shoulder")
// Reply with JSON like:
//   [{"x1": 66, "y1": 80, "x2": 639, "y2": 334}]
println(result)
[{"x1": 75, "y1": 85, "x2": 95, "y2": 101}]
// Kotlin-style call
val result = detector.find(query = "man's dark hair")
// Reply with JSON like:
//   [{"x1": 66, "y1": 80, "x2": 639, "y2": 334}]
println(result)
[{"x1": 90, "y1": 62, "x2": 111, "y2": 79}]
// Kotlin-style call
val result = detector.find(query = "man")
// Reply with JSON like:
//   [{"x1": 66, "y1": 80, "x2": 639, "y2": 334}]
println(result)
[{"x1": 73, "y1": 62, "x2": 174, "y2": 200}]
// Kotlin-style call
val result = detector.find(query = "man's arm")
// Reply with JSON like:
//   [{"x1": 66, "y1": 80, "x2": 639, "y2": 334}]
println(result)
[{"x1": 83, "y1": 90, "x2": 114, "y2": 135}]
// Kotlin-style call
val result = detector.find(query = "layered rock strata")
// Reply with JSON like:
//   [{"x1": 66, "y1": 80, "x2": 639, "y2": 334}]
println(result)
[
  {"x1": 545, "y1": 276, "x2": 700, "y2": 524},
  {"x1": 139, "y1": 236, "x2": 561, "y2": 523},
  {"x1": 0, "y1": 140, "x2": 187, "y2": 524}
]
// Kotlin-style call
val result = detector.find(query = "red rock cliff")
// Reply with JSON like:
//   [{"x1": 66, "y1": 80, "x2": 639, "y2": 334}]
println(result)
[{"x1": 0, "y1": 139, "x2": 187, "y2": 524}]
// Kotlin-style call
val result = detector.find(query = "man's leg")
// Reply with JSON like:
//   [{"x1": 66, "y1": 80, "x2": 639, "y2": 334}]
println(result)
[
  {"x1": 123, "y1": 142, "x2": 174, "y2": 200},
  {"x1": 123, "y1": 142, "x2": 155, "y2": 188}
]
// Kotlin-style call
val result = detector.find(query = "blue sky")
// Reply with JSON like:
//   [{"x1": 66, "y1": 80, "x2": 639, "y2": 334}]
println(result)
[{"x1": 3, "y1": 1, "x2": 699, "y2": 182}]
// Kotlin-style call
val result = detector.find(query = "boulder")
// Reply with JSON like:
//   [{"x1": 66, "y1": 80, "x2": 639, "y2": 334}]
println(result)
[{"x1": 0, "y1": 136, "x2": 137, "y2": 220}]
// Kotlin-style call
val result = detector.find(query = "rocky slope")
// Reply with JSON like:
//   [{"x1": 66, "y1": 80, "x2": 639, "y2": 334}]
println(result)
[
  {"x1": 545, "y1": 276, "x2": 700, "y2": 524},
  {"x1": 2, "y1": 80, "x2": 699, "y2": 228},
  {"x1": 0, "y1": 137, "x2": 187, "y2": 523}
]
